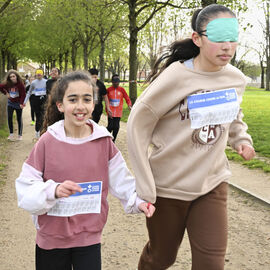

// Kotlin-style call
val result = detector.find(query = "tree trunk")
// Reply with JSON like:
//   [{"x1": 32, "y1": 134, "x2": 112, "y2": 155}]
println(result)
[
  {"x1": 266, "y1": 2, "x2": 270, "y2": 91},
  {"x1": 11, "y1": 54, "x2": 17, "y2": 70},
  {"x1": 49, "y1": 59, "x2": 52, "y2": 71},
  {"x1": 0, "y1": 52, "x2": 3, "y2": 79},
  {"x1": 98, "y1": 27, "x2": 105, "y2": 82},
  {"x1": 128, "y1": 0, "x2": 138, "y2": 104},
  {"x1": 59, "y1": 53, "x2": 63, "y2": 73},
  {"x1": 45, "y1": 61, "x2": 49, "y2": 76},
  {"x1": 0, "y1": 95, "x2": 7, "y2": 128},
  {"x1": 64, "y1": 51, "x2": 69, "y2": 74},
  {"x1": 83, "y1": 44, "x2": 88, "y2": 70},
  {"x1": 71, "y1": 41, "x2": 77, "y2": 71},
  {"x1": 266, "y1": 66, "x2": 270, "y2": 91},
  {"x1": 1, "y1": 50, "x2": 6, "y2": 79},
  {"x1": 260, "y1": 62, "x2": 265, "y2": 89},
  {"x1": 99, "y1": 42, "x2": 105, "y2": 82},
  {"x1": 6, "y1": 51, "x2": 11, "y2": 71}
]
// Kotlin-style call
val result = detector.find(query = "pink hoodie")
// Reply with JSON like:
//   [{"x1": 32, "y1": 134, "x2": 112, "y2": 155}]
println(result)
[{"x1": 16, "y1": 120, "x2": 144, "y2": 250}]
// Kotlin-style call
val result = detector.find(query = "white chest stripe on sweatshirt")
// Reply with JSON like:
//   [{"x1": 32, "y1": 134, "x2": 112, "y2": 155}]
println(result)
[{"x1": 187, "y1": 88, "x2": 239, "y2": 129}]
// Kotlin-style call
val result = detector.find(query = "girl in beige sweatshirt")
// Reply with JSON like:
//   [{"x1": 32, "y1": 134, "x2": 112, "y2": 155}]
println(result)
[{"x1": 127, "y1": 4, "x2": 255, "y2": 270}]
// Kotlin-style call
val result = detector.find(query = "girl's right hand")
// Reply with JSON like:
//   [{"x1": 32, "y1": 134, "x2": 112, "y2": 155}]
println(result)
[{"x1": 55, "y1": 180, "x2": 83, "y2": 198}]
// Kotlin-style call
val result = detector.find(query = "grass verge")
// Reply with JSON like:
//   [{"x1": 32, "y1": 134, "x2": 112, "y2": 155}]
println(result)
[
  {"x1": 226, "y1": 148, "x2": 270, "y2": 173},
  {"x1": 0, "y1": 125, "x2": 9, "y2": 187}
]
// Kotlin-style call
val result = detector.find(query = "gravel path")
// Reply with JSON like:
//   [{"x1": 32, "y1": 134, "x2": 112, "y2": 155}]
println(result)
[{"x1": 0, "y1": 105, "x2": 269, "y2": 270}]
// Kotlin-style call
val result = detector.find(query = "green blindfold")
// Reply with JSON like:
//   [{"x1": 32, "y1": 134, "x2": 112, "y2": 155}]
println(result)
[{"x1": 204, "y1": 18, "x2": 238, "y2": 43}]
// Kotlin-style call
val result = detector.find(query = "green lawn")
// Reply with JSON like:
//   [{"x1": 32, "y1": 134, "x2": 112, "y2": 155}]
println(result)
[
  {"x1": 118, "y1": 83, "x2": 145, "y2": 122},
  {"x1": 226, "y1": 86, "x2": 270, "y2": 172},
  {"x1": 241, "y1": 87, "x2": 270, "y2": 157}
]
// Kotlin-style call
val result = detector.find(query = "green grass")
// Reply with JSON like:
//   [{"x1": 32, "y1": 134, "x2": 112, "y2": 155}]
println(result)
[
  {"x1": 117, "y1": 83, "x2": 145, "y2": 122},
  {"x1": 225, "y1": 86, "x2": 270, "y2": 172},
  {"x1": 226, "y1": 148, "x2": 270, "y2": 173},
  {"x1": 0, "y1": 125, "x2": 8, "y2": 138},
  {"x1": 240, "y1": 88, "x2": 270, "y2": 157}
]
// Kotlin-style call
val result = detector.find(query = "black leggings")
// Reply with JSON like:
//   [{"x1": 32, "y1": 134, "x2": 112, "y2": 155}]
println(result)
[
  {"x1": 107, "y1": 117, "x2": 120, "y2": 142},
  {"x1": 7, "y1": 105, "x2": 23, "y2": 136},
  {"x1": 36, "y1": 243, "x2": 101, "y2": 270},
  {"x1": 31, "y1": 95, "x2": 46, "y2": 132},
  {"x1": 30, "y1": 95, "x2": 35, "y2": 121},
  {"x1": 92, "y1": 105, "x2": 103, "y2": 124}
]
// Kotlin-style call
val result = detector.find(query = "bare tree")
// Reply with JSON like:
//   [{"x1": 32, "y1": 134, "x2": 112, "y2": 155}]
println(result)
[{"x1": 265, "y1": 1, "x2": 270, "y2": 90}]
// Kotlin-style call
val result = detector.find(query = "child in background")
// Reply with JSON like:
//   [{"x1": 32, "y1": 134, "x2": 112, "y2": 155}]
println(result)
[
  {"x1": 127, "y1": 4, "x2": 255, "y2": 270},
  {"x1": 16, "y1": 71, "x2": 154, "y2": 270},
  {"x1": 88, "y1": 68, "x2": 111, "y2": 123},
  {"x1": 25, "y1": 76, "x2": 36, "y2": 126},
  {"x1": 46, "y1": 67, "x2": 60, "y2": 96},
  {"x1": 106, "y1": 74, "x2": 132, "y2": 142},
  {"x1": 24, "y1": 69, "x2": 47, "y2": 139},
  {"x1": 0, "y1": 69, "x2": 26, "y2": 140}
]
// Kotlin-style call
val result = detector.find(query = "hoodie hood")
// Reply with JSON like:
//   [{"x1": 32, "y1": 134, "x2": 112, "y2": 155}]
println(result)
[{"x1": 47, "y1": 119, "x2": 112, "y2": 144}]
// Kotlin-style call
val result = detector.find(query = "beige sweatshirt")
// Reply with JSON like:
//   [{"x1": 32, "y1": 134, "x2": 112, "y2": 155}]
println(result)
[{"x1": 127, "y1": 61, "x2": 253, "y2": 203}]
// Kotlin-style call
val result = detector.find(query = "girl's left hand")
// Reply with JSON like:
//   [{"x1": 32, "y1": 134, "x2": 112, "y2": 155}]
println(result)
[
  {"x1": 236, "y1": 144, "x2": 256, "y2": 161},
  {"x1": 138, "y1": 202, "x2": 155, "y2": 218}
]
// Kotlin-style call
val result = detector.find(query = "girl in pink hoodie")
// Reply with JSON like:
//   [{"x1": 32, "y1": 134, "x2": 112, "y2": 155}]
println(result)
[{"x1": 16, "y1": 71, "x2": 154, "y2": 270}]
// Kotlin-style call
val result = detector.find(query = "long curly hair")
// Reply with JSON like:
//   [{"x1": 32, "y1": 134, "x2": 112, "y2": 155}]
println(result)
[
  {"x1": 41, "y1": 71, "x2": 94, "y2": 135},
  {"x1": 2, "y1": 69, "x2": 23, "y2": 87}
]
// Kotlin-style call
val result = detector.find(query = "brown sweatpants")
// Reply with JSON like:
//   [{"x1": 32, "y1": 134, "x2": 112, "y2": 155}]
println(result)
[{"x1": 138, "y1": 182, "x2": 228, "y2": 270}]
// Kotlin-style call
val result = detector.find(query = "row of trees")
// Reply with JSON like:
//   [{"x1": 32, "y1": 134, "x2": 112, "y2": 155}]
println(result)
[{"x1": 0, "y1": 0, "x2": 269, "y2": 105}]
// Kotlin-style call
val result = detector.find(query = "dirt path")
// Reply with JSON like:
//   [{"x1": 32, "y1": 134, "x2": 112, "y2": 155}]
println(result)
[{"x1": 0, "y1": 104, "x2": 269, "y2": 270}]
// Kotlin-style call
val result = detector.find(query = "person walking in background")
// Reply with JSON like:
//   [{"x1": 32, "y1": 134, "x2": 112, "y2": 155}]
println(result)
[
  {"x1": 0, "y1": 70, "x2": 26, "y2": 141},
  {"x1": 106, "y1": 74, "x2": 132, "y2": 142},
  {"x1": 16, "y1": 71, "x2": 154, "y2": 270},
  {"x1": 88, "y1": 68, "x2": 111, "y2": 124},
  {"x1": 25, "y1": 76, "x2": 36, "y2": 126},
  {"x1": 127, "y1": 4, "x2": 255, "y2": 270},
  {"x1": 24, "y1": 74, "x2": 30, "y2": 88},
  {"x1": 24, "y1": 69, "x2": 47, "y2": 139},
  {"x1": 46, "y1": 67, "x2": 60, "y2": 96}
]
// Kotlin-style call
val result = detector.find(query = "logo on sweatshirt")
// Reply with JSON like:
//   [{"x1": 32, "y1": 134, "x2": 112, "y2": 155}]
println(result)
[{"x1": 192, "y1": 125, "x2": 224, "y2": 145}]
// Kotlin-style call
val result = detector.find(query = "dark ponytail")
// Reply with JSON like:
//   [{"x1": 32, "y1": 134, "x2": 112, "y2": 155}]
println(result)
[{"x1": 147, "y1": 4, "x2": 236, "y2": 83}]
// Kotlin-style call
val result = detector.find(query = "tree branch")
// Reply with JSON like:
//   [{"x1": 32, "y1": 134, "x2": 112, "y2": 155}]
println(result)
[
  {"x1": 137, "y1": 0, "x2": 189, "y2": 31},
  {"x1": 0, "y1": 0, "x2": 12, "y2": 14}
]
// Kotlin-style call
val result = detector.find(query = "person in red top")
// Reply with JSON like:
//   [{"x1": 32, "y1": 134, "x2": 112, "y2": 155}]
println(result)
[
  {"x1": 106, "y1": 74, "x2": 132, "y2": 142},
  {"x1": 0, "y1": 69, "x2": 26, "y2": 141}
]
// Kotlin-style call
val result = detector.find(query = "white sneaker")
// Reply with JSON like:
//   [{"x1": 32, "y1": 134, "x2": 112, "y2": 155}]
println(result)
[
  {"x1": 17, "y1": 135, "x2": 23, "y2": 141},
  {"x1": 35, "y1": 131, "x2": 40, "y2": 138},
  {"x1": 7, "y1": 134, "x2": 14, "y2": 141}
]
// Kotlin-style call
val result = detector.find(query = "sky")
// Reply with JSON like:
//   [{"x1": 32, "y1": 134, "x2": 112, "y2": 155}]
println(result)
[{"x1": 238, "y1": 0, "x2": 266, "y2": 64}]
